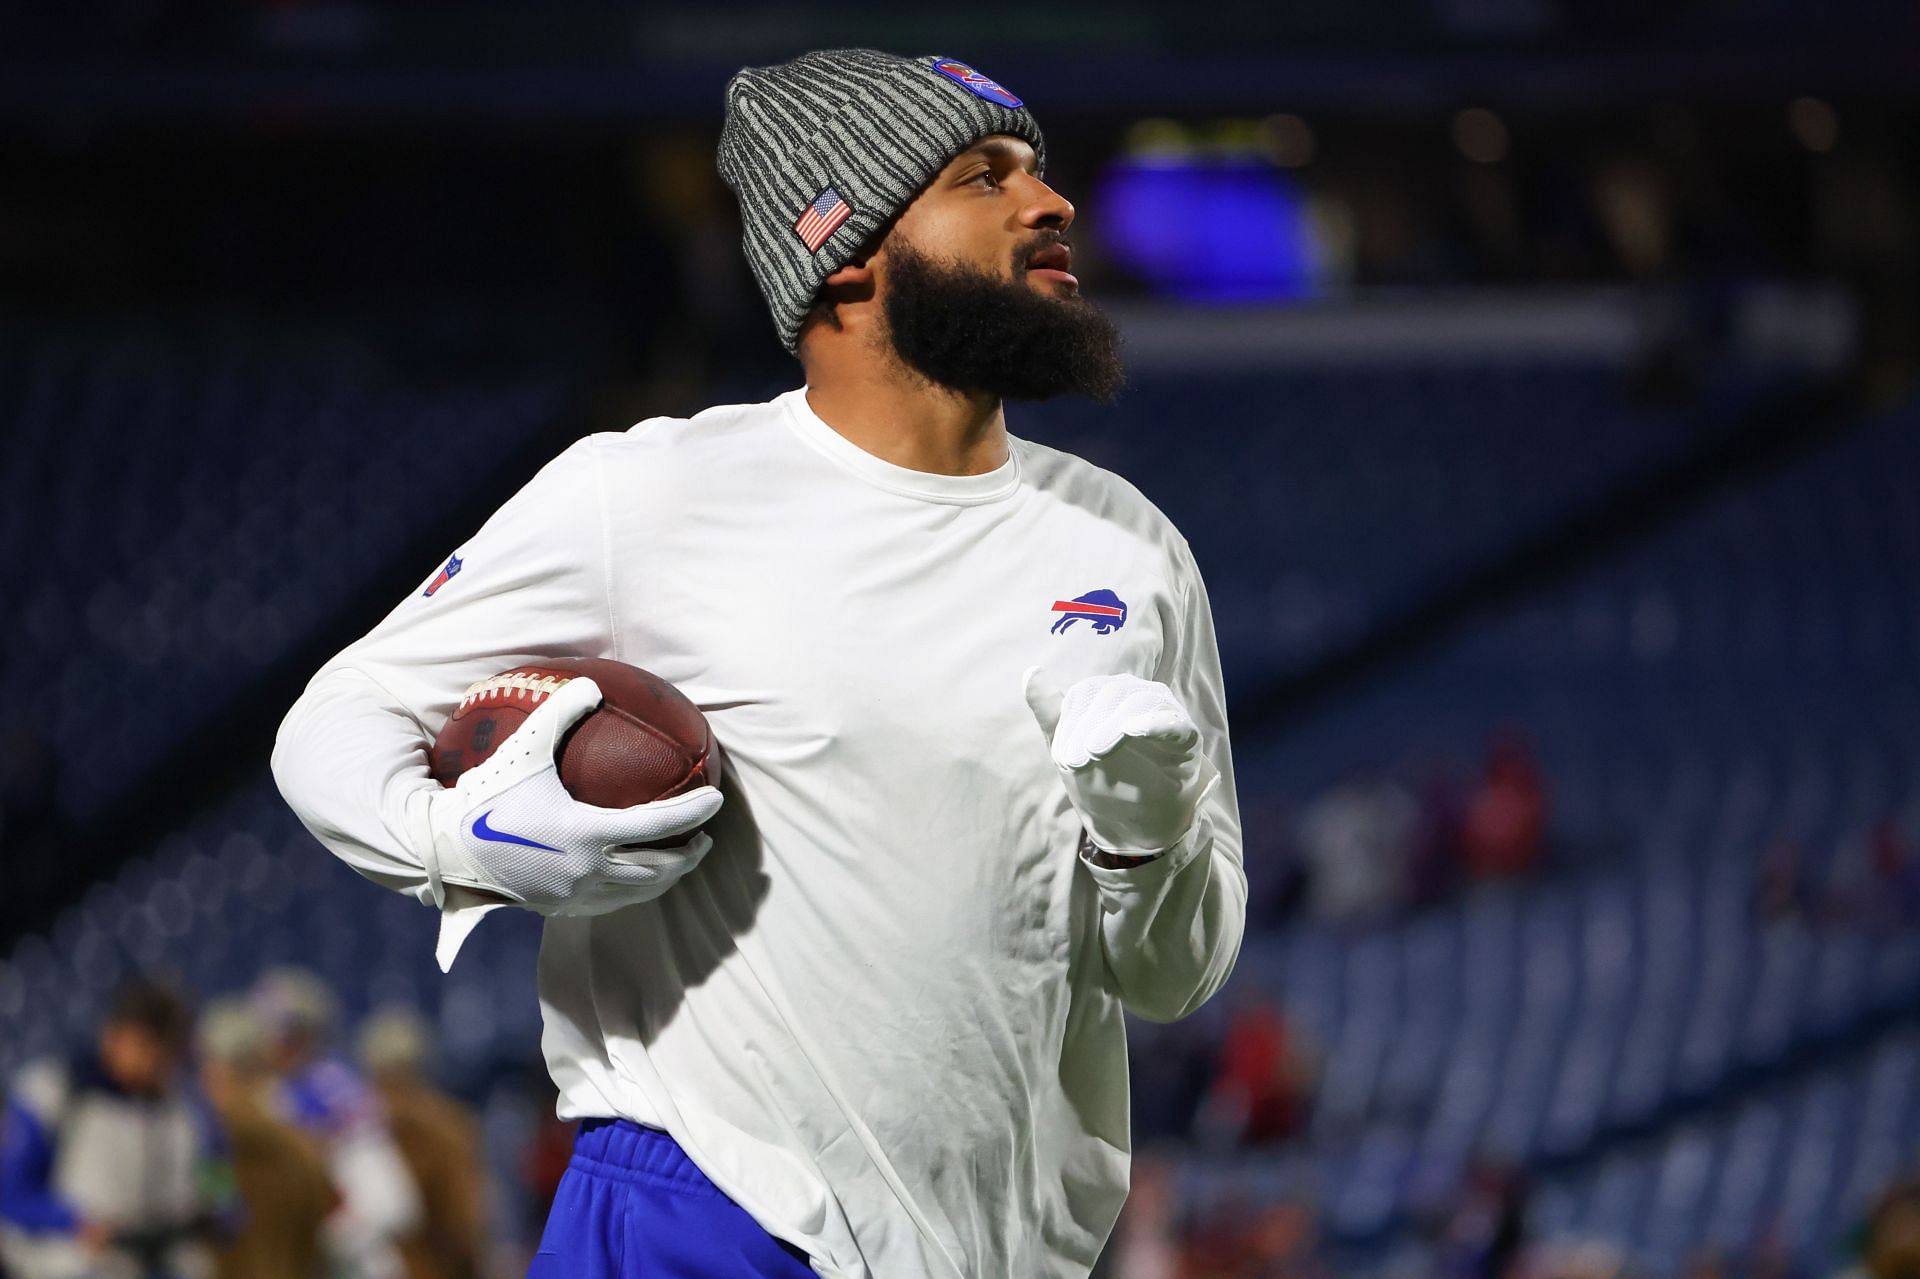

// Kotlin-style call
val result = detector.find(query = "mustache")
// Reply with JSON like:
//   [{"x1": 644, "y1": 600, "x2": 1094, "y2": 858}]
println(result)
[{"x1": 1013, "y1": 230, "x2": 1070, "y2": 271}]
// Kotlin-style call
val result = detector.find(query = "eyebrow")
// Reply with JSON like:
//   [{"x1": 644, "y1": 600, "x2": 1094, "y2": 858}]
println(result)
[{"x1": 957, "y1": 139, "x2": 1039, "y2": 175}]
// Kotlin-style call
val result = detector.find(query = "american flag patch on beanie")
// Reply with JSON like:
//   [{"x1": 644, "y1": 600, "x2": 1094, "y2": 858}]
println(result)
[{"x1": 794, "y1": 186, "x2": 852, "y2": 252}]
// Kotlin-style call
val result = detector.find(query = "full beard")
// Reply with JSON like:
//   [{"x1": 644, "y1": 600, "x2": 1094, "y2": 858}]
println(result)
[{"x1": 879, "y1": 236, "x2": 1126, "y2": 403}]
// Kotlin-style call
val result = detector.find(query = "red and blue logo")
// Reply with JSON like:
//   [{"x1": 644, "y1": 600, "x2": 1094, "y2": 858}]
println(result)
[
  {"x1": 1051, "y1": 589, "x2": 1127, "y2": 634},
  {"x1": 423, "y1": 554, "x2": 463, "y2": 597},
  {"x1": 930, "y1": 58, "x2": 1024, "y2": 110}
]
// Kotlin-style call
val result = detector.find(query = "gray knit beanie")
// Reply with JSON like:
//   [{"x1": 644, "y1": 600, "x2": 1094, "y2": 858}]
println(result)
[{"x1": 717, "y1": 49, "x2": 1048, "y2": 352}]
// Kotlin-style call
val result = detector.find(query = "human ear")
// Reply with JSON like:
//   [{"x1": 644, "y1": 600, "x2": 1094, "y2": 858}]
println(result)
[
  {"x1": 822, "y1": 256, "x2": 874, "y2": 290},
  {"x1": 818, "y1": 255, "x2": 876, "y2": 306}
]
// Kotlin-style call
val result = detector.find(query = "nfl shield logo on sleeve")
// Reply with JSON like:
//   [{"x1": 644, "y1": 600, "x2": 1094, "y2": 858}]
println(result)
[{"x1": 423, "y1": 554, "x2": 463, "y2": 597}]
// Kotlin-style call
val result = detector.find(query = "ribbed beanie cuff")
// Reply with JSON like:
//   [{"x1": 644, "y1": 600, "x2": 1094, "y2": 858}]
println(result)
[{"x1": 717, "y1": 49, "x2": 1047, "y2": 352}]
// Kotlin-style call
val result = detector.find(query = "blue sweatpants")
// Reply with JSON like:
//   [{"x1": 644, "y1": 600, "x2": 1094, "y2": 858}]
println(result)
[{"x1": 528, "y1": 1119, "x2": 818, "y2": 1278}]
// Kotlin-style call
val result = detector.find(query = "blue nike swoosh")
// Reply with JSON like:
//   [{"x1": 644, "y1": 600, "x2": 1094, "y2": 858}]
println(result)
[{"x1": 471, "y1": 811, "x2": 563, "y2": 853}]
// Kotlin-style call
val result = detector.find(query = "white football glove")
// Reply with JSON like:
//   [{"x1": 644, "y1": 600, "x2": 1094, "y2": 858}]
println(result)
[
  {"x1": 1023, "y1": 668, "x2": 1218, "y2": 859},
  {"x1": 411, "y1": 675, "x2": 722, "y2": 969}
]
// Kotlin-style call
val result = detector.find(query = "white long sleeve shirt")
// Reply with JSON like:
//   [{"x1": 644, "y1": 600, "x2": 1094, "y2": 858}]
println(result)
[{"x1": 272, "y1": 387, "x2": 1245, "y2": 1279}]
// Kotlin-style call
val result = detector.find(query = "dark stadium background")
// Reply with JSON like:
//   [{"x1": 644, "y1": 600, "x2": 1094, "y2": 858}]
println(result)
[{"x1": 3, "y1": 2, "x2": 1917, "y2": 1275}]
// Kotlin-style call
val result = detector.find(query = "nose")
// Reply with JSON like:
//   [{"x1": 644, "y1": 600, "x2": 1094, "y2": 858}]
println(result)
[{"x1": 1018, "y1": 175, "x2": 1075, "y2": 233}]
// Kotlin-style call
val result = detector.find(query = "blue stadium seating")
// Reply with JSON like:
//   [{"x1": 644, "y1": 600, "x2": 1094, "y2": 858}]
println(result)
[
  {"x1": 0, "y1": 320, "x2": 572, "y2": 819},
  {"x1": 1528, "y1": 1027, "x2": 1920, "y2": 1276},
  {"x1": 3, "y1": 348, "x2": 1910, "y2": 1276},
  {"x1": 1016, "y1": 361, "x2": 1743, "y2": 686},
  {"x1": 1126, "y1": 390, "x2": 1920, "y2": 1271},
  {"x1": 0, "y1": 771, "x2": 545, "y2": 1084}
]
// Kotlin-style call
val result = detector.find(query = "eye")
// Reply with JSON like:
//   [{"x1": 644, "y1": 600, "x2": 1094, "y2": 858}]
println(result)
[{"x1": 967, "y1": 168, "x2": 1001, "y2": 189}]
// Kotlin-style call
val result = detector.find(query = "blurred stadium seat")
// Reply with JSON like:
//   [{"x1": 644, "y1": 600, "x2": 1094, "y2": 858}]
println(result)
[
  {"x1": 0, "y1": 318, "x2": 573, "y2": 819},
  {"x1": 1019, "y1": 359, "x2": 1758, "y2": 687},
  {"x1": 6, "y1": 359, "x2": 1912, "y2": 1274},
  {"x1": 1135, "y1": 390, "x2": 1920, "y2": 1271},
  {"x1": 4, "y1": 11, "x2": 1915, "y2": 1262}
]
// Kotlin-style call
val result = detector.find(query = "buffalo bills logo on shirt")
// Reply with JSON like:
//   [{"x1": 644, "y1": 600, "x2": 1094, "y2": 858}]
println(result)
[
  {"x1": 1051, "y1": 589, "x2": 1127, "y2": 634},
  {"x1": 930, "y1": 59, "x2": 1024, "y2": 109},
  {"x1": 423, "y1": 554, "x2": 463, "y2": 597}
]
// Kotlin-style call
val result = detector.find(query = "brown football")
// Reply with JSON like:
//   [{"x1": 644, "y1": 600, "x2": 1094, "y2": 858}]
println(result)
[{"x1": 429, "y1": 658, "x2": 721, "y2": 813}]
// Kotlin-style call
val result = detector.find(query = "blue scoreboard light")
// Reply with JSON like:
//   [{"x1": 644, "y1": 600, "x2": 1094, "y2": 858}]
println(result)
[{"x1": 1094, "y1": 145, "x2": 1321, "y2": 304}]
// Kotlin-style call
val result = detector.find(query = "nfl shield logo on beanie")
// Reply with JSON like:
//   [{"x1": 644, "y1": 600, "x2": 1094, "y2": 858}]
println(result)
[{"x1": 930, "y1": 59, "x2": 1023, "y2": 108}]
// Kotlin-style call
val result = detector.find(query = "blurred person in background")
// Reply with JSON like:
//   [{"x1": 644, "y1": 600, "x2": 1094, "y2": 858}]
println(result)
[
  {"x1": 1434, "y1": 1161, "x2": 1529, "y2": 1279},
  {"x1": 1832, "y1": 1176, "x2": 1920, "y2": 1279},
  {"x1": 1462, "y1": 730, "x2": 1549, "y2": 882},
  {"x1": 1179, "y1": 1191, "x2": 1262, "y2": 1279},
  {"x1": 196, "y1": 999, "x2": 337, "y2": 1279},
  {"x1": 1159, "y1": 1193, "x2": 1329, "y2": 1279},
  {"x1": 1104, "y1": 1156, "x2": 1179, "y2": 1279},
  {"x1": 0, "y1": 978, "x2": 232, "y2": 1279},
  {"x1": 355, "y1": 1007, "x2": 486, "y2": 1279},
  {"x1": 1297, "y1": 775, "x2": 1417, "y2": 921},
  {"x1": 1194, "y1": 996, "x2": 1318, "y2": 1150},
  {"x1": 250, "y1": 969, "x2": 420, "y2": 1279},
  {"x1": 1235, "y1": 1201, "x2": 1330, "y2": 1279},
  {"x1": 1514, "y1": 1238, "x2": 1629, "y2": 1279}
]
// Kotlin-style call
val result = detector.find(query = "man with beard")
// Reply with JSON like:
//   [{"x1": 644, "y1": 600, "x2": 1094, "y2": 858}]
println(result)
[{"x1": 272, "y1": 48, "x2": 1244, "y2": 1279}]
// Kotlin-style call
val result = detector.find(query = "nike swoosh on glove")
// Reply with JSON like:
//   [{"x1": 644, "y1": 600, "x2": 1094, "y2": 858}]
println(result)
[
  {"x1": 1023, "y1": 668, "x2": 1219, "y2": 859},
  {"x1": 411, "y1": 674, "x2": 722, "y2": 969}
]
